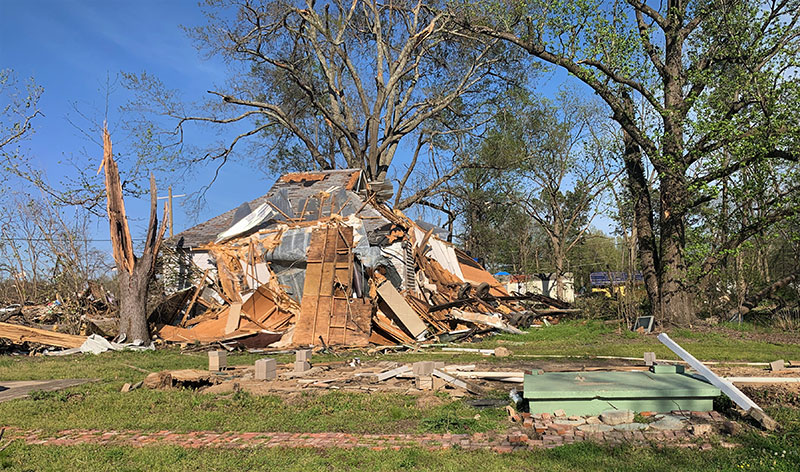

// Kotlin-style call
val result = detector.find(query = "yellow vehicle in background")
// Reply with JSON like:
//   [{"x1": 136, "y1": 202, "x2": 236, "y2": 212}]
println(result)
[{"x1": 589, "y1": 272, "x2": 643, "y2": 298}]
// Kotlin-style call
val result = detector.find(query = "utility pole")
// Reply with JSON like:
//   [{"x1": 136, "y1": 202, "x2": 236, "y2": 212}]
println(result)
[{"x1": 157, "y1": 186, "x2": 186, "y2": 238}]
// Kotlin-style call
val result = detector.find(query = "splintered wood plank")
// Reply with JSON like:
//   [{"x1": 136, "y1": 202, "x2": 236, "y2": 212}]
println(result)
[
  {"x1": 327, "y1": 298, "x2": 371, "y2": 346},
  {"x1": 0, "y1": 322, "x2": 85, "y2": 348},
  {"x1": 224, "y1": 302, "x2": 242, "y2": 334}
]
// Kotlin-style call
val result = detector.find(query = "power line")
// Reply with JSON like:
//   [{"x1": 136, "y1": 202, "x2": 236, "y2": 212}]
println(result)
[{"x1": 0, "y1": 237, "x2": 147, "y2": 242}]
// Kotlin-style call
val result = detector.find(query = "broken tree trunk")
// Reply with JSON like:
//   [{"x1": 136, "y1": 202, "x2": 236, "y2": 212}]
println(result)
[{"x1": 101, "y1": 126, "x2": 165, "y2": 344}]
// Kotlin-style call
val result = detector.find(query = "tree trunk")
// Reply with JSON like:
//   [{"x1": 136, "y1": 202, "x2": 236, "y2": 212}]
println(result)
[
  {"x1": 117, "y1": 256, "x2": 152, "y2": 343},
  {"x1": 554, "y1": 247, "x2": 565, "y2": 301},
  {"x1": 102, "y1": 127, "x2": 165, "y2": 344},
  {"x1": 658, "y1": 172, "x2": 694, "y2": 325},
  {"x1": 620, "y1": 95, "x2": 661, "y2": 318}
]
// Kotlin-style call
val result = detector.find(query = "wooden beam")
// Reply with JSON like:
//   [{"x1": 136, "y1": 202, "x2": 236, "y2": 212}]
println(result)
[
  {"x1": 180, "y1": 268, "x2": 210, "y2": 327},
  {"x1": 377, "y1": 365, "x2": 411, "y2": 381},
  {"x1": 0, "y1": 322, "x2": 85, "y2": 348}
]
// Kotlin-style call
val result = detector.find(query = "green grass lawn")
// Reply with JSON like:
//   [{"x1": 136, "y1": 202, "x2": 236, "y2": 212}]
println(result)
[
  {"x1": 0, "y1": 320, "x2": 798, "y2": 471},
  {"x1": 464, "y1": 320, "x2": 800, "y2": 363},
  {"x1": 1, "y1": 431, "x2": 799, "y2": 472}
]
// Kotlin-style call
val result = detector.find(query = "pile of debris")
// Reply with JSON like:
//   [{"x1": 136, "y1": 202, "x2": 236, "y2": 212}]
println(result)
[
  {"x1": 156, "y1": 169, "x2": 566, "y2": 349},
  {"x1": 0, "y1": 281, "x2": 119, "y2": 351}
]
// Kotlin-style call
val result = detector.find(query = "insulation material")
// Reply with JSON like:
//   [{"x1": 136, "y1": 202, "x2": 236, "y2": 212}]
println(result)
[
  {"x1": 380, "y1": 242, "x2": 407, "y2": 290},
  {"x1": 263, "y1": 227, "x2": 313, "y2": 263}
]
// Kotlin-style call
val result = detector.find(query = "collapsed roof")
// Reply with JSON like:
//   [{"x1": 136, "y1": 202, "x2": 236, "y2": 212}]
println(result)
[{"x1": 156, "y1": 169, "x2": 548, "y2": 348}]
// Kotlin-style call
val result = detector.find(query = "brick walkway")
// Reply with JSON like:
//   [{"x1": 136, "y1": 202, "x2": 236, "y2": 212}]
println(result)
[{"x1": 4, "y1": 426, "x2": 718, "y2": 453}]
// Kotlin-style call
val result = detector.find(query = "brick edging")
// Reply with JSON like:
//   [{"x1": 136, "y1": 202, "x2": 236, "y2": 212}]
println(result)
[{"x1": 3, "y1": 427, "x2": 723, "y2": 453}]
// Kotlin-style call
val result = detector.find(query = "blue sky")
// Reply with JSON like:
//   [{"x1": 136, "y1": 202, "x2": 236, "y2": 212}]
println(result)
[
  {"x1": 1, "y1": 0, "x2": 614, "y2": 250},
  {"x1": 0, "y1": 0, "x2": 266, "y2": 238}
]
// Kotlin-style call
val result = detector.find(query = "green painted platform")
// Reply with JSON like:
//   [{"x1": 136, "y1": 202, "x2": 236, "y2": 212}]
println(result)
[{"x1": 523, "y1": 371, "x2": 720, "y2": 416}]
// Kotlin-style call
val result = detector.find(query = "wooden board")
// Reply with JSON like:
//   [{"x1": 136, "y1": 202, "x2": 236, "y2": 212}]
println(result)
[
  {"x1": 376, "y1": 280, "x2": 427, "y2": 339},
  {"x1": 0, "y1": 322, "x2": 85, "y2": 348},
  {"x1": 224, "y1": 302, "x2": 242, "y2": 334}
]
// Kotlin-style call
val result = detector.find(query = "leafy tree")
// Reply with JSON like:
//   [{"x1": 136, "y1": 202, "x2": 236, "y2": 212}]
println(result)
[
  {"x1": 515, "y1": 93, "x2": 612, "y2": 299},
  {"x1": 460, "y1": 0, "x2": 800, "y2": 323}
]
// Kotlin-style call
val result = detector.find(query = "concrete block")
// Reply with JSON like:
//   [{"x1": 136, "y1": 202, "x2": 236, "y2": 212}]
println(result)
[
  {"x1": 295, "y1": 360, "x2": 311, "y2": 372},
  {"x1": 255, "y1": 358, "x2": 277, "y2": 380},
  {"x1": 296, "y1": 349, "x2": 312, "y2": 362},
  {"x1": 208, "y1": 350, "x2": 227, "y2": 372},
  {"x1": 434, "y1": 361, "x2": 445, "y2": 370},
  {"x1": 769, "y1": 359, "x2": 785, "y2": 371},
  {"x1": 599, "y1": 409, "x2": 634, "y2": 425},
  {"x1": 417, "y1": 375, "x2": 433, "y2": 390},
  {"x1": 644, "y1": 352, "x2": 657, "y2": 366},
  {"x1": 412, "y1": 361, "x2": 435, "y2": 376}
]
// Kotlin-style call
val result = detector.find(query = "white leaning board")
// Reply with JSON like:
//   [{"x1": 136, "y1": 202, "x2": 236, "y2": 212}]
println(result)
[{"x1": 658, "y1": 333, "x2": 761, "y2": 411}]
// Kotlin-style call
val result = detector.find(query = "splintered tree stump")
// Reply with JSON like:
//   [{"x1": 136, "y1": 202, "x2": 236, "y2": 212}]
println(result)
[{"x1": 101, "y1": 127, "x2": 165, "y2": 343}]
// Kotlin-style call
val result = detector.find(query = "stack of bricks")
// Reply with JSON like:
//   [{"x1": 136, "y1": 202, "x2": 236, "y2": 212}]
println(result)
[
  {"x1": 255, "y1": 358, "x2": 277, "y2": 380},
  {"x1": 506, "y1": 410, "x2": 727, "y2": 449},
  {"x1": 208, "y1": 350, "x2": 227, "y2": 372},
  {"x1": 295, "y1": 349, "x2": 312, "y2": 372}
]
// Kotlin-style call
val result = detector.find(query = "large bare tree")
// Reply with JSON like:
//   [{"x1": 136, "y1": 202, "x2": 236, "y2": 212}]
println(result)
[{"x1": 125, "y1": 0, "x2": 516, "y2": 201}]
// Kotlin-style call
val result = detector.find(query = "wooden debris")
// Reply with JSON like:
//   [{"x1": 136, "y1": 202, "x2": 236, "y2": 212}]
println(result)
[
  {"x1": 449, "y1": 309, "x2": 523, "y2": 334},
  {"x1": 377, "y1": 365, "x2": 411, "y2": 381},
  {"x1": 0, "y1": 322, "x2": 85, "y2": 348},
  {"x1": 376, "y1": 279, "x2": 427, "y2": 339},
  {"x1": 224, "y1": 302, "x2": 243, "y2": 335},
  {"x1": 432, "y1": 369, "x2": 483, "y2": 394}
]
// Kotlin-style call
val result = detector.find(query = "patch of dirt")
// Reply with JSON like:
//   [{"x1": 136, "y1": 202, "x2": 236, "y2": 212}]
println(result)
[
  {"x1": 415, "y1": 393, "x2": 446, "y2": 409},
  {"x1": 740, "y1": 384, "x2": 800, "y2": 408}
]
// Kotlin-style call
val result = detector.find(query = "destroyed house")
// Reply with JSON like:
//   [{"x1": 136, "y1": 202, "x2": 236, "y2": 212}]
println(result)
[{"x1": 157, "y1": 169, "x2": 533, "y2": 348}]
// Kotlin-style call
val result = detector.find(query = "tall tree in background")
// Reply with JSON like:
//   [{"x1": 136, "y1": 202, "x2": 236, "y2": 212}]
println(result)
[
  {"x1": 126, "y1": 0, "x2": 519, "y2": 203},
  {"x1": 461, "y1": 0, "x2": 800, "y2": 324},
  {"x1": 516, "y1": 94, "x2": 611, "y2": 300}
]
